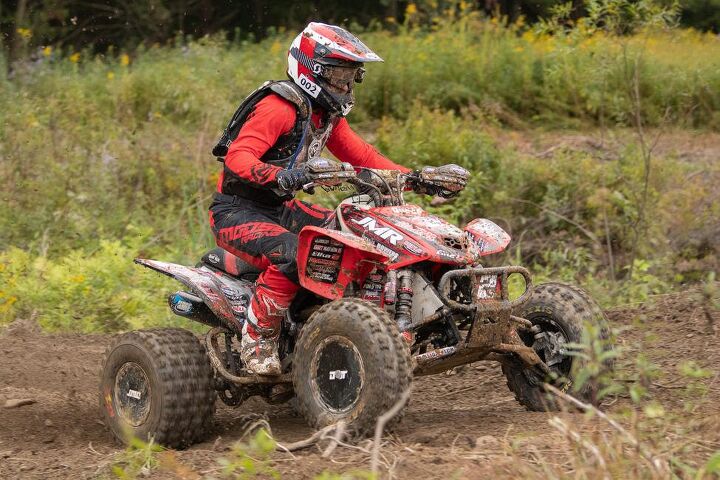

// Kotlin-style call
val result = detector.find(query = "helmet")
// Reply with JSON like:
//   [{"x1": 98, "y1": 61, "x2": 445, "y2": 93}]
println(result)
[{"x1": 287, "y1": 22, "x2": 383, "y2": 117}]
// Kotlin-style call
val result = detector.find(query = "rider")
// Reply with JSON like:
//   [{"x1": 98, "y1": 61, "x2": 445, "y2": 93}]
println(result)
[{"x1": 210, "y1": 22, "x2": 468, "y2": 375}]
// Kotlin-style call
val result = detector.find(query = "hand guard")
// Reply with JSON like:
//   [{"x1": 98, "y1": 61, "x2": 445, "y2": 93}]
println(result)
[
  {"x1": 276, "y1": 167, "x2": 311, "y2": 192},
  {"x1": 412, "y1": 164, "x2": 469, "y2": 198},
  {"x1": 276, "y1": 158, "x2": 356, "y2": 193}
]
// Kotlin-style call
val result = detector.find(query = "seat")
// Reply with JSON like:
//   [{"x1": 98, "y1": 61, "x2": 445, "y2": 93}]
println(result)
[{"x1": 200, "y1": 247, "x2": 261, "y2": 280}]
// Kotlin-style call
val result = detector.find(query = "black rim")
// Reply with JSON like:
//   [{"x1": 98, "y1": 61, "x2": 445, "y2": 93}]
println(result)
[
  {"x1": 311, "y1": 336, "x2": 364, "y2": 413},
  {"x1": 520, "y1": 315, "x2": 573, "y2": 378},
  {"x1": 114, "y1": 362, "x2": 152, "y2": 427}
]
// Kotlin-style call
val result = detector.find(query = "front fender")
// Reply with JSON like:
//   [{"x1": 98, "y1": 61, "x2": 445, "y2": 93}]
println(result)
[
  {"x1": 464, "y1": 218, "x2": 511, "y2": 257},
  {"x1": 297, "y1": 227, "x2": 389, "y2": 300}
]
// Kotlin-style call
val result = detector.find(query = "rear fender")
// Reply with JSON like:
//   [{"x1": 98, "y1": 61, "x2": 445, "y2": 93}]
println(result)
[
  {"x1": 297, "y1": 227, "x2": 389, "y2": 300},
  {"x1": 134, "y1": 259, "x2": 250, "y2": 332}
]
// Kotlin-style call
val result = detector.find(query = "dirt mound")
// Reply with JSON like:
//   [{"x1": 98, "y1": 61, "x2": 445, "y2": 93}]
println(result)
[{"x1": 0, "y1": 291, "x2": 717, "y2": 479}]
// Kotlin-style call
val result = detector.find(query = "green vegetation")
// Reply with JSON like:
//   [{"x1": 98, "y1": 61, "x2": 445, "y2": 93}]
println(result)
[
  {"x1": 3, "y1": 1, "x2": 718, "y2": 68},
  {"x1": 1, "y1": 7, "x2": 718, "y2": 332}
]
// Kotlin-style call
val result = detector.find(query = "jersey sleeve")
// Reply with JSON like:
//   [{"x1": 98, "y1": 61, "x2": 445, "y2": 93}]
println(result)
[
  {"x1": 222, "y1": 95, "x2": 297, "y2": 187},
  {"x1": 326, "y1": 118, "x2": 411, "y2": 173}
]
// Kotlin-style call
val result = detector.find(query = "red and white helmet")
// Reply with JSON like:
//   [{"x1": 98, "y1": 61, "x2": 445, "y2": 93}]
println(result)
[{"x1": 287, "y1": 22, "x2": 383, "y2": 117}]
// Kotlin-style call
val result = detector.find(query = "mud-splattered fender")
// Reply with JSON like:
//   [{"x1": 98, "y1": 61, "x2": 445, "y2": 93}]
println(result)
[{"x1": 296, "y1": 227, "x2": 389, "y2": 300}]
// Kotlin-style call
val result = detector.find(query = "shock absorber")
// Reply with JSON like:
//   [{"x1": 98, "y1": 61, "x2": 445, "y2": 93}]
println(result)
[{"x1": 394, "y1": 269, "x2": 414, "y2": 333}]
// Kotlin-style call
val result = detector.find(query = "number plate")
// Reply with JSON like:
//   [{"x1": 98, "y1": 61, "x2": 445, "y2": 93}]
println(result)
[{"x1": 475, "y1": 275, "x2": 499, "y2": 301}]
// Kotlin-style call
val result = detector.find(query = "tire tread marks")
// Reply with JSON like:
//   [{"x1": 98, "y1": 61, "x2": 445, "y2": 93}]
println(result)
[
  {"x1": 502, "y1": 283, "x2": 611, "y2": 412},
  {"x1": 292, "y1": 299, "x2": 413, "y2": 437},
  {"x1": 100, "y1": 328, "x2": 215, "y2": 448}
]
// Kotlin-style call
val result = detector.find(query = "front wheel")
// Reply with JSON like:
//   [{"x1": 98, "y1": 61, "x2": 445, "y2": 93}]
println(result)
[
  {"x1": 502, "y1": 283, "x2": 614, "y2": 411},
  {"x1": 292, "y1": 299, "x2": 413, "y2": 436},
  {"x1": 99, "y1": 328, "x2": 216, "y2": 448}
]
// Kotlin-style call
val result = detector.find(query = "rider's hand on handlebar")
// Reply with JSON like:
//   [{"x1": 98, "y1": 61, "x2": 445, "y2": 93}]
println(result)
[
  {"x1": 276, "y1": 158, "x2": 356, "y2": 193},
  {"x1": 411, "y1": 164, "x2": 469, "y2": 198},
  {"x1": 276, "y1": 167, "x2": 311, "y2": 193}
]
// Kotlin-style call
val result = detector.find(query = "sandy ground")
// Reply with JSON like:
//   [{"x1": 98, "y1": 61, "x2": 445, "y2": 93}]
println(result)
[{"x1": 0, "y1": 290, "x2": 718, "y2": 479}]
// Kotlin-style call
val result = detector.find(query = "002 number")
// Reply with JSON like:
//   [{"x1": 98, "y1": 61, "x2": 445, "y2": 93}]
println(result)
[{"x1": 300, "y1": 77, "x2": 318, "y2": 94}]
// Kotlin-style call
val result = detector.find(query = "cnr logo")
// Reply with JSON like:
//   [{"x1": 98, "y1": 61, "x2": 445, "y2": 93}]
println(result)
[{"x1": 351, "y1": 217, "x2": 404, "y2": 245}]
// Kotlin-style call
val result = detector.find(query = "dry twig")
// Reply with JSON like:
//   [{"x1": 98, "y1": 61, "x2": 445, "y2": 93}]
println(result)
[
  {"x1": 321, "y1": 420, "x2": 346, "y2": 458},
  {"x1": 370, "y1": 387, "x2": 412, "y2": 476},
  {"x1": 548, "y1": 416, "x2": 608, "y2": 478},
  {"x1": 275, "y1": 421, "x2": 346, "y2": 453}
]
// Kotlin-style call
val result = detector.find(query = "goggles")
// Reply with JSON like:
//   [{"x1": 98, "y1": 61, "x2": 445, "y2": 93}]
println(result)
[{"x1": 320, "y1": 64, "x2": 366, "y2": 88}]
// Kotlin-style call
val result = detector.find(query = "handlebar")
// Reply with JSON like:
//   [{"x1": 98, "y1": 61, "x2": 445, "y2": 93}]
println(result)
[
  {"x1": 301, "y1": 158, "x2": 412, "y2": 206},
  {"x1": 302, "y1": 158, "x2": 465, "y2": 207}
]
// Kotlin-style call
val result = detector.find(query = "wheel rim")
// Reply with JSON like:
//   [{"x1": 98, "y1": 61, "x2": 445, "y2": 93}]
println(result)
[
  {"x1": 520, "y1": 316, "x2": 573, "y2": 378},
  {"x1": 310, "y1": 336, "x2": 364, "y2": 414},
  {"x1": 114, "y1": 362, "x2": 152, "y2": 427}
]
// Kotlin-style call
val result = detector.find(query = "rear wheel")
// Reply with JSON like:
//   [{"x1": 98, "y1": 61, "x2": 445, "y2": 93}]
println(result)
[
  {"x1": 502, "y1": 283, "x2": 613, "y2": 411},
  {"x1": 99, "y1": 328, "x2": 215, "y2": 448},
  {"x1": 292, "y1": 299, "x2": 412, "y2": 436}
]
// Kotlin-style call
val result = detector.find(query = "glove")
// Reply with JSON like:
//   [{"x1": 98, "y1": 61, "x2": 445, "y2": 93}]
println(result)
[
  {"x1": 412, "y1": 164, "x2": 469, "y2": 197},
  {"x1": 276, "y1": 167, "x2": 310, "y2": 192}
]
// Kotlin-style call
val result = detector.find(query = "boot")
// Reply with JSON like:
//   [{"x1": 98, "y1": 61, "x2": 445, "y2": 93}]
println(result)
[{"x1": 240, "y1": 310, "x2": 281, "y2": 376}]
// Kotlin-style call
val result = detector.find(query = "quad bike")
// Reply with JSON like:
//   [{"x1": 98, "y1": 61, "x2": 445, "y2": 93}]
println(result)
[{"x1": 99, "y1": 159, "x2": 612, "y2": 448}]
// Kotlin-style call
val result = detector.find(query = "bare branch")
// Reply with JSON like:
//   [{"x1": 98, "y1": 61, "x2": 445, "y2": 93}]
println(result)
[
  {"x1": 371, "y1": 387, "x2": 412, "y2": 475},
  {"x1": 544, "y1": 384, "x2": 669, "y2": 476}
]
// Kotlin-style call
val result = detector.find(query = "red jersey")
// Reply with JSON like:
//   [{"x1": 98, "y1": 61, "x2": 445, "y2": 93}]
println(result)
[{"x1": 217, "y1": 94, "x2": 409, "y2": 192}]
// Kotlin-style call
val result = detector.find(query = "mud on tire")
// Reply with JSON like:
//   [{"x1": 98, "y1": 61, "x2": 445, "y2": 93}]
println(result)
[
  {"x1": 292, "y1": 299, "x2": 413, "y2": 436},
  {"x1": 502, "y1": 283, "x2": 613, "y2": 411},
  {"x1": 99, "y1": 328, "x2": 215, "y2": 448}
]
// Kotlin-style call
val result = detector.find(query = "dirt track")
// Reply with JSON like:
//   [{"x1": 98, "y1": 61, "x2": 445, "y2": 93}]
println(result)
[{"x1": 1, "y1": 291, "x2": 718, "y2": 479}]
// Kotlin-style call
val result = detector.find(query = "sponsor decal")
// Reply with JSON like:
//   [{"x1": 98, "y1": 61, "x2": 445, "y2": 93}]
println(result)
[
  {"x1": 126, "y1": 389, "x2": 141, "y2": 400},
  {"x1": 415, "y1": 346, "x2": 457, "y2": 362},
  {"x1": 231, "y1": 305, "x2": 247, "y2": 314},
  {"x1": 307, "y1": 236, "x2": 344, "y2": 283},
  {"x1": 320, "y1": 184, "x2": 354, "y2": 193},
  {"x1": 367, "y1": 240, "x2": 399, "y2": 261},
  {"x1": 403, "y1": 241, "x2": 423, "y2": 255},
  {"x1": 476, "y1": 275, "x2": 499, "y2": 300},
  {"x1": 208, "y1": 253, "x2": 220, "y2": 264},
  {"x1": 351, "y1": 217, "x2": 404, "y2": 245},
  {"x1": 329, "y1": 370, "x2": 348, "y2": 380},
  {"x1": 103, "y1": 387, "x2": 115, "y2": 418},
  {"x1": 437, "y1": 249, "x2": 459, "y2": 259},
  {"x1": 298, "y1": 74, "x2": 320, "y2": 98},
  {"x1": 221, "y1": 286, "x2": 242, "y2": 301},
  {"x1": 175, "y1": 299, "x2": 192, "y2": 313}
]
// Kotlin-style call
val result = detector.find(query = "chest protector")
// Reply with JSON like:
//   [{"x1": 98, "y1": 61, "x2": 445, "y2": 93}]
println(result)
[{"x1": 212, "y1": 81, "x2": 337, "y2": 204}]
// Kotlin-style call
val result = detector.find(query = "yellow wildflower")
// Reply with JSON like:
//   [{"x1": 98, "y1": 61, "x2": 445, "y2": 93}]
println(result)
[
  {"x1": 513, "y1": 46, "x2": 524, "y2": 53},
  {"x1": 16, "y1": 28, "x2": 32, "y2": 39},
  {"x1": 71, "y1": 274, "x2": 86, "y2": 283},
  {"x1": 270, "y1": 40, "x2": 282, "y2": 55},
  {"x1": 42, "y1": 46, "x2": 53, "y2": 57},
  {"x1": 69, "y1": 52, "x2": 80, "y2": 63},
  {"x1": 120, "y1": 53, "x2": 130, "y2": 66},
  {"x1": 405, "y1": 3, "x2": 417, "y2": 16},
  {"x1": 385, "y1": 16, "x2": 396, "y2": 24},
  {"x1": 107, "y1": 71, "x2": 115, "y2": 80}
]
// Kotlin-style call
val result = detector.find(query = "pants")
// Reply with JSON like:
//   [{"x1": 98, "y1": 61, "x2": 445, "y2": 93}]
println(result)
[{"x1": 209, "y1": 195, "x2": 333, "y2": 337}]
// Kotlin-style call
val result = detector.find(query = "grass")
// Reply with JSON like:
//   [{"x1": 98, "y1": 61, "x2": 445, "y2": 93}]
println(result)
[{"x1": 1, "y1": 15, "x2": 718, "y2": 332}]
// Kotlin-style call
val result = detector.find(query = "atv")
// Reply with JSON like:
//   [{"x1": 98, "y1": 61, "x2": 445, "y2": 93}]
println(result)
[{"x1": 99, "y1": 158, "x2": 612, "y2": 448}]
